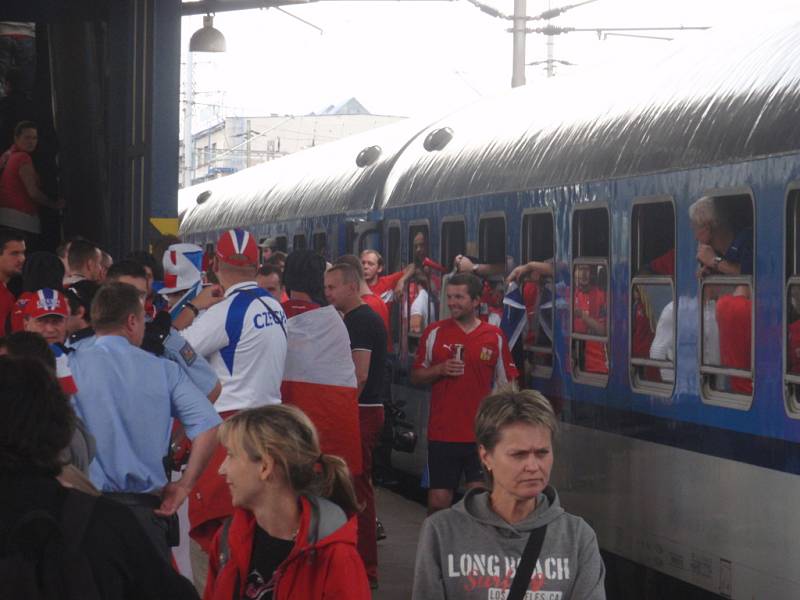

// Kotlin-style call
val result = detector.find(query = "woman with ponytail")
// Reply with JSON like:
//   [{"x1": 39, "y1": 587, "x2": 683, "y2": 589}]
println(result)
[{"x1": 203, "y1": 404, "x2": 370, "y2": 600}]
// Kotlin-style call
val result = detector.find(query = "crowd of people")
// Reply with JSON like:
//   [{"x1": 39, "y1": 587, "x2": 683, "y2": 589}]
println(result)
[{"x1": 0, "y1": 217, "x2": 614, "y2": 599}]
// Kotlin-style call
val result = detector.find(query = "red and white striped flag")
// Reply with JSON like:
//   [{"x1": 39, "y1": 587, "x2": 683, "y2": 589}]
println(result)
[{"x1": 281, "y1": 305, "x2": 363, "y2": 475}]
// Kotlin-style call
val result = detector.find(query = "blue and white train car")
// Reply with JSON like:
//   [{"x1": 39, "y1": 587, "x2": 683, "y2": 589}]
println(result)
[{"x1": 180, "y1": 18, "x2": 800, "y2": 598}]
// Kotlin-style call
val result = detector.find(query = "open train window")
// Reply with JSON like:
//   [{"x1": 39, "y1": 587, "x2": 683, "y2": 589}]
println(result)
[
  {"x1": 571, "y1": 206, "x2": 609, "y2": 385},
  {"x1": 386, "y1": 222, "x2": 401, "y2": 274},
  {"x1": 312, "y1": 231, "x2": 327, "y2": 258},
  {"x1": 441, "y1": 218, "x2": 466, "y2": 272},
  {"x1": 630, "y1": 200, "x2": 675, "y2": 396},
  {"x1": 293, "y1": 234, "x2": 307, "y2": 251},
  {"x1": 479, "y1": 214, "x2": 506, "y2": 266},
  {"x1": 695, "y1": 192, "x2": 754, "y2": 409},
  {"x1": 520, "y1": 210, "x2": 555, "y2": 380},
  {"x1": 408, "y1": 222, "x2": 429, "y2": 266},
  {"x1": 274, "y1": 236, "x2": 288, "y2": 253},
  {"x1": 785, "y1": 188, "x2": 800, "y2": 415}
]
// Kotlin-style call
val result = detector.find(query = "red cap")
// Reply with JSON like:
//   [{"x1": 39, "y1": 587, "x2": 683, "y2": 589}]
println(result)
[
  {"x1": 215, "y1": 228, "x2": 258, "y2": 267},
  {"x1": 25, "y1": 288, "x2": 69, "y2": 320}
]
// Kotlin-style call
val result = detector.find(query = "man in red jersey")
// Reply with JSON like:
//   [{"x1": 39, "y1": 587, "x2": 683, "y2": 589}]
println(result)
[
  {"x1": 573, "y1": 264, "x2": 608, "y2": 375},
  {"x1": 361, "y1": 249, "x2": 414, "y2": 307},
  {"x1": 0, "y1": 227, "x2": 24, "y2": 335},
  {"x1": 716, "y1": 285, "x2": 752, "y2": 394},
  {"x1": 411, "y1": 272, "x2": 518, "y2": 514}
]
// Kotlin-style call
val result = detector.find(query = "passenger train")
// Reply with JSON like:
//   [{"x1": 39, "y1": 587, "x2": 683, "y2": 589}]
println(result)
[{"x1": 179, "y1": 18, "x2": 800, "y2": 599}]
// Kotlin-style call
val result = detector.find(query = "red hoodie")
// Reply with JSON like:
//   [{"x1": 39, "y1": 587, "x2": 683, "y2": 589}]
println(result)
[{"x1": 204, "y1": 495, "x2": 370, "y2": 600}]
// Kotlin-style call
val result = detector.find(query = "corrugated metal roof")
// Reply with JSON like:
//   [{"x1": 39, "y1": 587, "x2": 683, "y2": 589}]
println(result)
[
  {"x1": 179, "y1": 115, "x2": 426, "y2": 235},
  {"x1": 179, "y1": 17, "x2": 800, "y2": 237},
  {"x1": 382, "y1": 18, "x2": 800, "y2": 208}
]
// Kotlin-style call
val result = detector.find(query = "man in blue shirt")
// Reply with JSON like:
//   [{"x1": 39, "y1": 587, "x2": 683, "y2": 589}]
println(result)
[{"x1": 69, "y1": 281, "x2": 222, "y2": 561}]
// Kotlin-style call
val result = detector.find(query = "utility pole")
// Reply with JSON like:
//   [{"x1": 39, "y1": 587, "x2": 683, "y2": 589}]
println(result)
[
  {"x1": 183, "y1": 52, "x2": 194, "y2": 187},
  {"x1": 246, "y1": 119, "x2": 252, "y2": 168},
  {"x1": 511, "y1": 0, "x2": 527, "y2": 87}
]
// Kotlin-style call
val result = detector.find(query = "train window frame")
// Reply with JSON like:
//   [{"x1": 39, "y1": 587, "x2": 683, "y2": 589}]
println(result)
[
  {"x1": 629, "y1": 197, "x2": 676, "y2": 397},
  {"x1": 698, "y1": 276, "x2": 754, "y2": 409},
  {"x1": 274, "y1": 235, "x2": 288, "y2": 253},
  {"x1": 570, "y1": 204, "x2": 610, "y2": 387},
  {"x1": 478, "y1": 212, "x2": 507, "y2": 266},
  {"x1": 293, "y1": 232, "x2": 307, "y2": 251},
  {"x1": 312, "y1": 229, "x2": 327, "y2": 258},
  {"x1": 440, "y1": 216, "x2": 466, "y2": 273},
  {"x1": 408, "y1": 219, "x2": 431, "y2": 265},
  {"x1": 784, "y1": 185, "x2": 800, "y2": 417},
  {"x1": 695, "y1": 190, "x2": 755, "y2": 410},
  {"x1": 386, "y1": 220, "x2": 401, "y2": 274},
  {"x1": 520, "y1": 208, "x2": 556, "y2": 380}
]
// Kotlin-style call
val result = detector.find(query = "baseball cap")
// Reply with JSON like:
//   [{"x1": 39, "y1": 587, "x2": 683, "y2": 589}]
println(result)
[
  {"x1": 160, "y1": 243, "x2": 204, "y2": 295},
  {"x1": 25, "y1": 288, "x2": 69, "y2": 320},
  {"x1": 216, "y1": 228, "x2": 258, "y2": 267},
  {"x1": 257, "y1": 236, "x2": 278, "y2": 250}
]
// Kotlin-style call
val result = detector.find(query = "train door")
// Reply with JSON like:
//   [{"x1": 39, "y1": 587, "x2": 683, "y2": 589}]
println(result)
[
  {"x1": 292, "y1": 232, "x2": 307, "y2": 251},
  {"x1": 312, "y1": 230, "x2": 328, "y2": 260},
  {"x1": 392, "y1": 220, "x2": 432, "y2": 477}
]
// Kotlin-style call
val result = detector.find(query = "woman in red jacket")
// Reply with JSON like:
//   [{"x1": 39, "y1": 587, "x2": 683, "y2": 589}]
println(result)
[{"x1": 204, "y1": 404, "x2": 370, "y2": 600}]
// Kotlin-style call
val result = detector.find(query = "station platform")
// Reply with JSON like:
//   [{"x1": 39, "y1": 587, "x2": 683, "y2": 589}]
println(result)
[{"x1": 373, "y1": 486, "x2": 426, "y2": 599}]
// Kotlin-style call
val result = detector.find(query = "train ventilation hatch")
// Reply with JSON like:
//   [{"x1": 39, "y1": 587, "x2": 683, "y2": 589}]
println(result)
[
  {"x1": 356, "y1": 145, "x2": 382, "y2": 168},
  {"x1": 423, "y1": 127, "x2": 453, "y2": 152}
]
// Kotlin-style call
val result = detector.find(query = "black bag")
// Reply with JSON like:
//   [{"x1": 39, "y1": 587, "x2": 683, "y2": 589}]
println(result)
[
  {"x1": 0, "y1": 489, "x2": 102, "y2": 600},
  {"x1": 507, "y1": 524, "x2": 548, "y2": 600}
]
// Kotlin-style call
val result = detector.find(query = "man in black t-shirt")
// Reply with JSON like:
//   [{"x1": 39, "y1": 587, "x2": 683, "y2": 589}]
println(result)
[{"x1": 324, "y1": 263, "x2": 386, "y2": 587}]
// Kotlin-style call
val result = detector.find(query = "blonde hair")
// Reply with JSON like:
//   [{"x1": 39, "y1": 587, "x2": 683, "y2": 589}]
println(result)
[
  {"x1": 475, "y1": 389, "x2": 558, "y2": 486},
  {"x1": 219, "y1": 405, "x2": 359, "y2": 514}
]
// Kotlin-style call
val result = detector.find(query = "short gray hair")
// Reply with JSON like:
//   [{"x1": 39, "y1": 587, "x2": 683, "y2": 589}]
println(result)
[{"x1": 688, "y1": 196, "x2": 719, "y2": 230}]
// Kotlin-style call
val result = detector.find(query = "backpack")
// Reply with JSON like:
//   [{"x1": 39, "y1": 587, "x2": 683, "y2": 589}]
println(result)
[{"x1": 0, "y1": 489, "x2": 102, "y2": 600}]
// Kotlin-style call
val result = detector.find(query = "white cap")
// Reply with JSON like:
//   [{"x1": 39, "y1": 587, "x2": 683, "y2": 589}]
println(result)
[{"x1": 159, "y1": 243, "x2": 204, "y2": 295}]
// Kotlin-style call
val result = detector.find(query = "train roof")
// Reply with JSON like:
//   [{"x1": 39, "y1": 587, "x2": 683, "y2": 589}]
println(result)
[
  {"x1": 179, "y1": 16, "x2": 800, "y2": 234},
  {"x1": 382, "y1": 17, "x2": 800, "y2": 208},
  {"x1": 178, "y1": 116, "x2": 433, "y2": 235}
]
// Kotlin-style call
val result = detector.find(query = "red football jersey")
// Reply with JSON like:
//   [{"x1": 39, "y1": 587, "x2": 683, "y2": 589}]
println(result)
[
  {"x1": 414, "y1": 319, "x2": 518, "y2": 442},
  {"x1": 573, "y1": 286, "x2": 608, "y2": 375},
  {"x1": 0, "y1": 282, "x2": 15, "y2": 336},
  {"x1": 716, "y1": 294, "x2": 752, "y2": 394}
]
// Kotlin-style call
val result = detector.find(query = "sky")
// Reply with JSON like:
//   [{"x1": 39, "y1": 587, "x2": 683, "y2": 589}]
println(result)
[{"x1": 180, "y1": 0, "x2": 799, "y2": 132}]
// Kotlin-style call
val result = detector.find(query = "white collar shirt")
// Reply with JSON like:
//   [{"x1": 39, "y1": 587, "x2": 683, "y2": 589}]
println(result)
[{"x1": 181, "y1": 281, "x2": 287, "y2": 412}]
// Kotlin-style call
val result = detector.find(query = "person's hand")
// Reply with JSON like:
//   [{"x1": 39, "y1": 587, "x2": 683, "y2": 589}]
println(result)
[
  {"x1": 455, "y1": 255, "x2": 475, "y2": 273},
  {"x1": 192, "y1": 284, "x2": 224, "y2": 310},
  {"x1": 506, "y1": 264, "x2": 529, "y2": 284},
  {"x1": 696, "y1": 244, "x2": 717, "y2": 268},
  {"x1": 155, "y1": 481, "x2": 191, "y2": 517},
  {"x1": 439, "y1": 358, "x2": 465, "y2": 377},
  {"x1": 393, "y1": 280, "x2": 405, "y2": 300}
]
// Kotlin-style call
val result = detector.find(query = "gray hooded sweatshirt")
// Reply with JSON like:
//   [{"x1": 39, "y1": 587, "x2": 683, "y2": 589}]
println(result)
[{"x1": 413, "y1": 486, "x2": 605, "y2": 600}]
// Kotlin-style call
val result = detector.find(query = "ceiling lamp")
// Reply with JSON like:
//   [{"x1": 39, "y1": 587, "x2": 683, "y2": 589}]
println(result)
[{"x1": 189, "y1": 15, "x2": 226, "y2": 53}]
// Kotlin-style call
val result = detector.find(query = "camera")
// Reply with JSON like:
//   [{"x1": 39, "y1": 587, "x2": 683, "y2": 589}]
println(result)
[{"x1": 384, "y1": 399, "x2": 417, "y2": 454}]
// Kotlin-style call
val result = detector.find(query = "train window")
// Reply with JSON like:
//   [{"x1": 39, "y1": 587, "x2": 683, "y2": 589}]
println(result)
[
  {"x1": 408, "y1": 223, "x2": 429, "y2": 265},
  {"x1": 694, "y1": 193, "x2": 753, "y2": 409},
  {"x1": 312, "y1": 231, "x2": 327, "y2": 258},
  {"x1": 274, "y1": 236, "x2": 288, "y2": 253},
  {"x1": 630, "y1": 200, "x2": 675, "y2": 395},
  {"x1": 785, "y1": 189, "x2": 800, "y2": 414},
  {"x1": 520, "y1": 211, "x2": 555, "y2": 380},
  {"x1": 571, "y1": 207, "x2": 609, "y2": 385},
  {"x1": 345, "y1": 222, "x2": 356, "y2": 255},
  {"x1": 479, "y1": 214, "x2": 506, "y2": 265},
  {"x1": 386, "y1": 223, "x2": 401, "y2": 274},
  {"x1": 293, "y1": 234, "x2": 307, "y2": 251},
  {"x1": 441, "y1": 219, "x2": 466, "y2": 272}
]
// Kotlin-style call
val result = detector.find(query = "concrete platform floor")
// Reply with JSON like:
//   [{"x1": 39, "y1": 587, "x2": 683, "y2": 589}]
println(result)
[{"x1": 373, "y1": 486, "x2": 427, "y2": 600}]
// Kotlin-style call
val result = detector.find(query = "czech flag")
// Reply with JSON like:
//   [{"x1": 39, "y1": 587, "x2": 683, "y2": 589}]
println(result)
[{"x1": 281, "y1": 305, "x2": 363, "y2": 475}]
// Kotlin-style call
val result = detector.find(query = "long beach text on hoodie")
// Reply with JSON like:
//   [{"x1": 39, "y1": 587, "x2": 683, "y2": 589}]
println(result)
[{"x1": 412, "y1": 487, "x2": 606, "y2": 600}]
